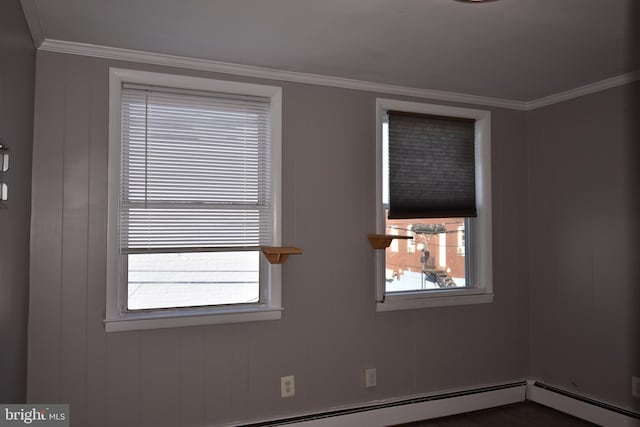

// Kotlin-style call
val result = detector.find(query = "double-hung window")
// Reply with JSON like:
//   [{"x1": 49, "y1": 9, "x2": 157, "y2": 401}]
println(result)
[
  {"x1": 106, "y1": 69, "x2": 282, "y2": 331},
  {"x1": 375, "y1": 99, "x2": 493, "y2": 311}
]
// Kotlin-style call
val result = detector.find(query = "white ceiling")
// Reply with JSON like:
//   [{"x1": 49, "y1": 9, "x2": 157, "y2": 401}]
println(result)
[{"x1": 21, "y1": 0, "x2": 637, "y2": 102}]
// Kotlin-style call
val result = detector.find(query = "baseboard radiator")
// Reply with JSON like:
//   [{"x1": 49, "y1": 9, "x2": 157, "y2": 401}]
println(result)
[
  {"x1": 240, "y1": 381, "x2": 526, "y2": 426},
  {"x1": 232, "y1": 380, "x2": 640, "y2": 427},
  {"x1": 526, "y1": 381, "x2": 640, "y2": 427}
]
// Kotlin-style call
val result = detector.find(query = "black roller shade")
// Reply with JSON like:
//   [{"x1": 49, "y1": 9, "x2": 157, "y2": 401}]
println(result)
[{"x1": 388, "y1": 111, "x2": 477, "y2": 219}]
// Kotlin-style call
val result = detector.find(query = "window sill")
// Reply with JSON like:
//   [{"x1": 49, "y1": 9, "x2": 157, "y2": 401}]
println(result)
[
  {"x1": 104, "y1": 305, "x2": 283, "y2": 332},
  {"x1": 377, "y1": 289, "x2": 493, "y2": 312}
]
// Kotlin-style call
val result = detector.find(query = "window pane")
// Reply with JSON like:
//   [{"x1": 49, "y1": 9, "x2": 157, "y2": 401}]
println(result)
[
  {"x1": 385, "y1": 214, "x2": 467, "y2": 293},
  {"x1": 127, "y1": 251, "x2": 259, "y2": 310}
]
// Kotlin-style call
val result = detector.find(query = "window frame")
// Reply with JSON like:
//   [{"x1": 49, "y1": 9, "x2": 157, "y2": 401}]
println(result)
[
  {"x1": 375, "y1": 98, "x2": 493, "y2": 311},
  {"x1": 106, "y1": 68, "x2": 283, "y2": 332}
]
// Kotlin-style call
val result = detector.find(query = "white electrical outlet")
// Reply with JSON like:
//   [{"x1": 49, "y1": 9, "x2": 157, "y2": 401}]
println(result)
[
  {"x1": 364, "y1": 368, "x2": 377, "y2": 388},
  {"x1": 633, "y1": 377, "x2": 640, "y2": 399},
  {"x1": 281, "y1": 375, "x2": 295, "y2": 398}
]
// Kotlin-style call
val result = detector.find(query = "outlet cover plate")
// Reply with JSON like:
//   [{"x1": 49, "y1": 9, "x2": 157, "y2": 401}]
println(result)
[
  {"x1": 281, "y1": 375, "x2": 295, "y2": 398},
  {"x1": 364, "y1": 368, "x2": 377, "y2": 388}
]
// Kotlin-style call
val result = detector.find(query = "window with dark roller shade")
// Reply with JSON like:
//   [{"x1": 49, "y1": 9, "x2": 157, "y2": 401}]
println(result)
[
  {"x1": 387, "y1": 111, "x2": 476, "y2": 219},
  {"x1": 375, "y1": 98, "x2": 493, "y2": 311}
]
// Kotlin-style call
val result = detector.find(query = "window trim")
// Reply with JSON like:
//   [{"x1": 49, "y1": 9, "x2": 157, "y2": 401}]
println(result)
[
  {"x1": 375, "y1": 98, "x2": 493, "y2": 311},
  {"x1": 106, "y1": 68, "x2": 283, "y2": 332}
]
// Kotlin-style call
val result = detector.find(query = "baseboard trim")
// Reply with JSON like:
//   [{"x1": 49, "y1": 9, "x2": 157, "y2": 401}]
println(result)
[
  {"x1": 231, "y1": 379, "x2": 640, "y2": 427},
  {"x1": 237, "y1": 381, "x2": 526, "y2": 426},
  {"x1": 526, "y1": 380, "x2": 640, "y2": 427}
]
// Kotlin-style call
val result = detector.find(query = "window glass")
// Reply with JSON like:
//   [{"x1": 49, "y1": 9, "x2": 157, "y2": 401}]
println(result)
[
  {"x1": 385, "y1": 215, "x2": 467, "y2": 293},
  {"x1": 127, "y1": 251, "x2": 259, "y2": 310},
  {"x1": 382, "y1": 113, "x2": 468, "y2": 293},
  {"x1": 119, "y1": 85, "x2": 271, "y2": 311}
]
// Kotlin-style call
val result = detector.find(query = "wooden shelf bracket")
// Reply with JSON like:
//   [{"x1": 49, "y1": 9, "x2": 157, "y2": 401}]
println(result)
[
  {"x1": 367, "y1": 234, "x2": 412, "y2": 250},
  {"x1": 260, "y1": 246, "x2": 303, "y2": 264}
]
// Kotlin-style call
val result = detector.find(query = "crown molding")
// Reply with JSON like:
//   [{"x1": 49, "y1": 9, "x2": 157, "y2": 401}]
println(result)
[
  {"x1": 20, "y1": 0, "x2": 45, "y2": 48},
  {"x1": 38, "y1": 39, "x2": 528, "y2": 110},
  {"x1": 38, "y1": 39, "x2": 638, "y2": 111},
  {"x1": 525, "y1": 71, "x2": 640, "y2": 110}
]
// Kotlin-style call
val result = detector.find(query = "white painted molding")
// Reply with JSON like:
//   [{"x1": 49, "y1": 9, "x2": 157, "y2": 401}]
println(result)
[
  {"x1": 19, "y1": 0, "x2": 45, "y2": 48},
  {"x1": 38, "y1": 39, "x2": 527, "y2": 110},
  {"x1": 35, "y1": 39, "x2": 639, "y2": 112},
  {"x1": 525, "y1": 71, "x2": 640, "y2": 110},
  {"x1": 526, "y1": 380, "x2": 640, "y2": 427}
]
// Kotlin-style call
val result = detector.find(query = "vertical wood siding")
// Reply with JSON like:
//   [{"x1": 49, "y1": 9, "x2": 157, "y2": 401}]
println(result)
[{"x1": 28, "y1": 51, "x2": 531, "y2": 426}]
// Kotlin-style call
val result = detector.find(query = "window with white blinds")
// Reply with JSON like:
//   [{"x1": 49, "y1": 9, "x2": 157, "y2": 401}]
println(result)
[
  {"x1": 106, "y1": 69, "x2": 282, "y2": 331},
  {"x1": 120, "y1": 84, "x2": 272, "y2": 254}
]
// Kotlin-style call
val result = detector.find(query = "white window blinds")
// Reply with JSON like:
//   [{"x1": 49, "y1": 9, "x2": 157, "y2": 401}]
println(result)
[{"x1": 120, "y1": 84, "x2": 272, "y2": 254}]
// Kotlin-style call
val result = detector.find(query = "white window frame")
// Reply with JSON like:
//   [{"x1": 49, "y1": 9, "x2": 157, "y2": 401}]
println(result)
[
  {"x1": 375, "y1": 98, "x2": 493, "y2": 311},
  {"x1": 105, "y1": 68, "x2": 283, "y2": 332}
]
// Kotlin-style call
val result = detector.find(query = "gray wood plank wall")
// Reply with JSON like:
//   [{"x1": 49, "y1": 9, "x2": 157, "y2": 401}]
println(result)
[
  {"x1": 28, "y1": 49, "x2": 533, "y2": 427},
  {"x1": 0, "y1": 0, "x2": 35, "y2": 404}
]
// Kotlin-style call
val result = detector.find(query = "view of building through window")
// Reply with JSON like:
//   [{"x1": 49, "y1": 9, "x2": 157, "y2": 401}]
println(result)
[{"x1": 385, "y1": 215, "x2": 467, "y2": 293}]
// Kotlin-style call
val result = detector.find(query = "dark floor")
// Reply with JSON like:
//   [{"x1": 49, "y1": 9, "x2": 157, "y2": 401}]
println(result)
[{"x1": 390, "y1": 401, "x2": 598, "y2": 427}]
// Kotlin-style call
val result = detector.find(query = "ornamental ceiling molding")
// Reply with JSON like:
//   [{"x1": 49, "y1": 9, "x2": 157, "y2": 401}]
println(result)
[{"x1": 38, "y1": 38, "x2": 639, "y2": 112}]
